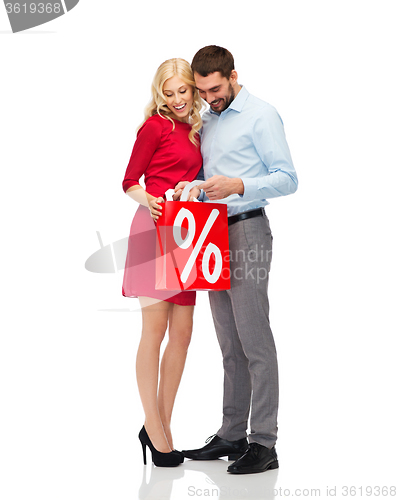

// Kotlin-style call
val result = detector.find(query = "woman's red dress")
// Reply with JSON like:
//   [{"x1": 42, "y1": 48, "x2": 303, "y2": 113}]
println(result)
[{"x1": 122, "y1": 114, "x2": 202, "y2": 305}]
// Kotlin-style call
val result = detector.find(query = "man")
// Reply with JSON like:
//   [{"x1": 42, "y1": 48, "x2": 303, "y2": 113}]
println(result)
[{"x1": 178, "y1": 46, "x2": 298, "y2": 474}]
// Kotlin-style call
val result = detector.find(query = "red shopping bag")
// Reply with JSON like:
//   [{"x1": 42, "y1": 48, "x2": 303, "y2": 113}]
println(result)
[{"x1": 155, "y1": 181, "x2": 230, "y2": 291}]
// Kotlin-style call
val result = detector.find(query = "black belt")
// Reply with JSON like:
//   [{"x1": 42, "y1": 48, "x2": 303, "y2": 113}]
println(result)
[{"x1": 228, "y1": 208, "x2": 263, "y2": 226}]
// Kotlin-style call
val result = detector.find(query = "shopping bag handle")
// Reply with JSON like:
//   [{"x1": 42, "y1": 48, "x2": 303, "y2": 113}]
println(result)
[
  {"x1": 181, "y1": 180, "x2": 203, "y2": 202},
  {"x1": 164, "y1": 189, "x2": 175, "y2": 201},
  {"x1": 164, "y1": 181, "x2": 202, "y2": 202}
]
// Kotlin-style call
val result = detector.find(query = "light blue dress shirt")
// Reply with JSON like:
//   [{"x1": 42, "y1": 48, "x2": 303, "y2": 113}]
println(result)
[{"x1": 199, "y1": 85, "x2": 298, "y2": 216}]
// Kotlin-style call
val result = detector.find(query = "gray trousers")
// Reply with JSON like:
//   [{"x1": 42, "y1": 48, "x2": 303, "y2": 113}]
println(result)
[{"x1": 209, "y1": 211, "x2": 278, "y2": 449}]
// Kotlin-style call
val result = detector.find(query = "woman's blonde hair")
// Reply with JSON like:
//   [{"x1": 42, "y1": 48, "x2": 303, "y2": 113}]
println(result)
[{"x1": 139, "y1": 58, "x2": 203, "y2": 145}]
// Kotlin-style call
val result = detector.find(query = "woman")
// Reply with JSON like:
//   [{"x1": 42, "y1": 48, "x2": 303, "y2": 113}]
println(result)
[{"x1": 122, "y1": 59, "x2": 203, "y2": 467}]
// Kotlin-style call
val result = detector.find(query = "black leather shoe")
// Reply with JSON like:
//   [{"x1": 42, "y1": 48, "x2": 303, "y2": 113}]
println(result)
[
  {"x1": 227, "y1": 442, "x2": 278, "y2": 474},
  {"x1": 182, "y1": 434, "x2": 248, "y2": 460}
]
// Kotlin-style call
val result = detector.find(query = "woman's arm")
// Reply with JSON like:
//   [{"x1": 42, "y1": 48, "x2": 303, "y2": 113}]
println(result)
[
  {"x1": 126, "y1": 185, "x2": 155, "y2": 207},
  {"x1": 123, "y1": 117, "x2": 165, "y2": 220},
  {"x1": 126, "y1": 185, "x2": 164, "y2": 221},
  {"x1": 122, "y1": 117, "x2": 163, "y2": 193}
]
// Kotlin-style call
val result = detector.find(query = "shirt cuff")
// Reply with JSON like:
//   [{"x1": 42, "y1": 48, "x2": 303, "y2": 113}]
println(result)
[
  {"x1": 197, "y1": 189, "x2": 206, "y2": 202},
  {"x1": 240, "y1": 178, "x2": 259, "y2": 201}
]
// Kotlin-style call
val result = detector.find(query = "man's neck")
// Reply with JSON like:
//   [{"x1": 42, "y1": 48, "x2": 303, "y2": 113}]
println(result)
[{"x1": 233, "y1": 83, "x2": 242, "y2": 97}]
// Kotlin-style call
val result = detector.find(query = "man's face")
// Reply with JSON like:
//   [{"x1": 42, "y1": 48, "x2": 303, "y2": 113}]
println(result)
[{"x1": 194, "y1": 71, "x2": 235, "y2": 113}]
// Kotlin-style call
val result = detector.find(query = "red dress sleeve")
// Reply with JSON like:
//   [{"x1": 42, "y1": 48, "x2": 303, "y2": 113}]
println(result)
[{"x1": 122, "y1": 117, "x2": 163, "y2": 193}]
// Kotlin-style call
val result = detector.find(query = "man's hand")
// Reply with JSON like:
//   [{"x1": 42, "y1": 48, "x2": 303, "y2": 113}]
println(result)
[
  {"x1": 197, "y1": 175, "x2": 244, "y2": 200},
  {"x1": 148, "y1": 197, "x2": 164, "y2": 221}
]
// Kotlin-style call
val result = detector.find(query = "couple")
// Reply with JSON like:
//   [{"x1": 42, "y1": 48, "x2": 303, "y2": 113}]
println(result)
[{"x1": 122, "y1": 45, "x2": 298, "y2": 473}]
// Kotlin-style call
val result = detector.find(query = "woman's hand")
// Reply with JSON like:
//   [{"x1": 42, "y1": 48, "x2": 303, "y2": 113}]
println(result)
[
  {"x1": 173, "y1": 182, "x2": 201, "y2": 201},
  {"x1": 148, "y1": 197, "x2": 164, "y2": 221},
  {"x1": 173, "y1": 181, "x2": 190, "y2": 200},
  {"x1": 187, "y1": 187, "x2": 201, "y2": 201}
]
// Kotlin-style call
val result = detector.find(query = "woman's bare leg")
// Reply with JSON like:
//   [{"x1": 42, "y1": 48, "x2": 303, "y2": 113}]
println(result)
[
  {"x1": 158, "y1": 303, "x2": 194, "y2": 449},
  {"x1": 136, "y1": 297, "x2": 171, "y2": 453}
]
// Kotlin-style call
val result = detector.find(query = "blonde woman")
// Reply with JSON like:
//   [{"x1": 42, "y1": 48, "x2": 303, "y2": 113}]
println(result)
[{"x1": 122, "y1": 59, "x2": 204, "y2": 467}]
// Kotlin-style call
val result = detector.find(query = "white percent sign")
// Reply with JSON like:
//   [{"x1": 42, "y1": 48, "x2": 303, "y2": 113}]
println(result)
[{"x1": 173, "y1": 207, "x2": 223, "y2": 284}]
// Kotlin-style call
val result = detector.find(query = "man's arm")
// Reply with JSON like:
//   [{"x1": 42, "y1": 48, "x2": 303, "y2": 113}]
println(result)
[
  {"x1": 242, "y1": 105, "x2": 298, "y2": 200},
  {"x1": 197, "y1": 105, "x2": 298, "y2": 201}
]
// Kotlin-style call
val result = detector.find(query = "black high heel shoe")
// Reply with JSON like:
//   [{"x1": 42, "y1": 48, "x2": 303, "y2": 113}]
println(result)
[
  {"x1": 138, "y1": 426, "x2": 181, "y2": 467},
  {"x1": 173, "y1": 449, "x2": 185, "y2": 463}
]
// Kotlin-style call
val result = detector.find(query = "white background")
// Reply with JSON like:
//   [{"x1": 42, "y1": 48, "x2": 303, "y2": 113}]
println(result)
[{"x1": 1, "y1": 1, "x2": 397, "y2": 499}]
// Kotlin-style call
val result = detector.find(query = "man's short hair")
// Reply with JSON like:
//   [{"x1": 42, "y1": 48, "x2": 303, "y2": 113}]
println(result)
[{"x1": 191, "y1": 45, "x2": 235, "y2": 79}]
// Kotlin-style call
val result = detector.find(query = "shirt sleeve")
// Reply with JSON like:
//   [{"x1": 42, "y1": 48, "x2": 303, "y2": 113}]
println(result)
[
  {"x1": 122, "y1": 117, "x2": 163, "y2": 193},
  {"x1": 193, "y1": 166, "x2": 206, "y2": 201},
  {"x1": 241, "y1": 106, "x2": 298, "y2": 201}
]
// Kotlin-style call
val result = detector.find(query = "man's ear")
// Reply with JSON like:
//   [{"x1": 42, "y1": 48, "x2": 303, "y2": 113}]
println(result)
[{"x1": 229, "y1": 70, "x2": 238, "y2": 84}]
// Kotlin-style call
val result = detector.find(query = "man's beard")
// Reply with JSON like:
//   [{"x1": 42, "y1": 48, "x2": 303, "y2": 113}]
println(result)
[
  {"x1": 211, "y1": 84, "x2": 235, "y2": 113},
  {"x1": 223, "y1": 84, "x2": 236, "y2": 110}
]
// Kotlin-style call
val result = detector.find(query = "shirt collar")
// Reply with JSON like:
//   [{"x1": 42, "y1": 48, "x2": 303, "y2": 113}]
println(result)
[{"x1": 209, "y1": 85, "x2": 249, "y2": 115}]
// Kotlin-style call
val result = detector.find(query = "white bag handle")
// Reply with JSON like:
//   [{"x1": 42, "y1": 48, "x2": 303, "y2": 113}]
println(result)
[
  {"x1": 181, "y1": 180, "x2": 203, "y2": 202},
  {"x1": 164, "y1": 189, "x2": 175, "y2": 201},
  {"x1": 164, "y1": 180, "x2": 202, "y2": 202}
]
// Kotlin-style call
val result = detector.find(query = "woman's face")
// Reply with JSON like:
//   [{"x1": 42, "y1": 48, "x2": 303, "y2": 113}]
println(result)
[{"x1": 163, "y1": 76, "x2": 194, "y2": 122}]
